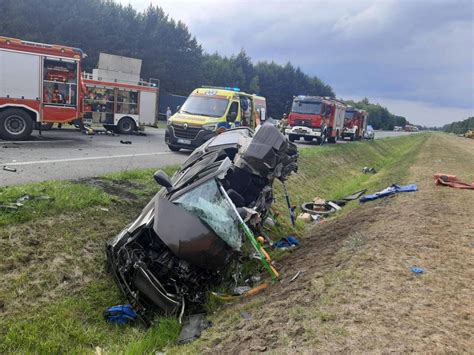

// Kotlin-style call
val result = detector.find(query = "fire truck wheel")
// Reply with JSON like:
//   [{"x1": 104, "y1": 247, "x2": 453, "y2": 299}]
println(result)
[
  {"x1": 116, "y1": 117, "x2": 136, "y2": 135},
  {"x1": 0, "y1": 109, "x2": 34, "y2": 140}
]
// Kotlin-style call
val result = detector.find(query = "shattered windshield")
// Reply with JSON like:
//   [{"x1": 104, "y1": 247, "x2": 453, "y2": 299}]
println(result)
[
  {"x1": 291, "y1": 101, "x2": 322, "y2": 114},
  {"x1": 180, "y1": 95, "x2": 229, "y2": 118},
  {"x1": 173, "y1": 179, "x2": 241, "y2": 250}
]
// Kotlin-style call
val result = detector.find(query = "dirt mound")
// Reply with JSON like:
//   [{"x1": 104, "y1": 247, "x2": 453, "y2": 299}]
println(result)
[
  {"x1": 191, "y1": 134, "x2": 474, "y2": 353},
  {"x1": 78, "y1": 178, "x2": 139, "y2": 200}
]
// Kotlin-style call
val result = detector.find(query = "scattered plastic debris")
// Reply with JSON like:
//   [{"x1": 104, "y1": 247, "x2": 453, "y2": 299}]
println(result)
[
  {"x1": 410, "y1": 266, "x2": 425, "y2": 274},
  {"x1": 16, "y1": 195, "x2": 31, "y2": 206},
  {"x1": 211, "y1": 283, "x2": 270, "y2": 302},
  {"x1": 103, "y1": 304, "x2": 137, "y2": 325},
  {"x1": 289, "y1": 270, "x2": 303, "y2": 282},
  {"x1": 3, "y1": 166, "x2": 17, "y2": 172},
  {"x1": 362, "y1": 167, "x2": 377, "y2": 174},
  {"x1": 297, "y1": 212, "x2": 313, "y2": 223},
  {"x1": 0, "y1": 204, "x2": 18, "y2": 211},
  {"x1": 327, "y1": 201, "x2": 342, "y2": 210},
  {"x1": 100, "y1": 207, "x2": 109, "y2": 212},
  {"x1": 360, "y1": 184, "x2": 418, "y2": 202},
  {"x1": 341, "y1": 189, "x2": 368, "y2": 201},
  {"x1": 120, "y1": 140, "x2": 132, "y2": 145},
  {"x1": 240, "y1": 311, "x2": 252, "y2": 320},
  {"x1": 273, "y1": 236, "x2": 300, "y2": 249},
  {"x1": 234, "y1": 286, "x2": 251, "y2": 295},
  {"x1": 434, "y1": 173, "x2": 474, "y2": 190},
  {"x1": 177, "y1": 314, "x2": 212, "y2": 344}
]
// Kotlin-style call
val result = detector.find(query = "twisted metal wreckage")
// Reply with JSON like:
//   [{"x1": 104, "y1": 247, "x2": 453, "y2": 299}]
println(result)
[{"x1": 106, "y1": 125, "x2": 298, "y2": 324}]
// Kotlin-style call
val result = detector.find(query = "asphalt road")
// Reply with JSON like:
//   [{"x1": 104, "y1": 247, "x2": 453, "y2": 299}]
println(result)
[
  {"x1": 0, "y1": 127, "x2": 188, "y2": 186},
  {"x1": 0, "y1": 127, "x2": 418, "y2": 186}
]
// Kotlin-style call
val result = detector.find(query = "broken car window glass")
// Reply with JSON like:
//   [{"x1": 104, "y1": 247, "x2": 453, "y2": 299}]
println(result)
[{"x1": 173, "y1": 179, "x2": 242, "y2": 250}]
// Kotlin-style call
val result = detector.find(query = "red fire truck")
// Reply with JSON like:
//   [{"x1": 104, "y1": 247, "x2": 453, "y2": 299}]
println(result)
[
  {"x1": 285, "y1": 95, "x2": 346, "y2": 145},
  {"x1": 0, "y1": 36, "x2": 86, "y2": 140},
  {"x1": 342, "y1": 107, "x2": 368, "y2": 141},
  {"x1": 81, "y1": 52, "x2": 159, "y2": 134}
]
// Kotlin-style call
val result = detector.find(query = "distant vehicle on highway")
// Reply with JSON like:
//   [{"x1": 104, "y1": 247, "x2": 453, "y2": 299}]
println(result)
[
  {"x1": 393, "y1": 125, "x2": 403, "y2": 131},
  {"x1": 364, "y1": 125, "x2": 375, "y2": 140},
  {"x1": 342, "y1": 107, "x2": 368, "y2": 141},
  {"x1": 404, "y1": 124, "x2": 419, "y2": 132}
]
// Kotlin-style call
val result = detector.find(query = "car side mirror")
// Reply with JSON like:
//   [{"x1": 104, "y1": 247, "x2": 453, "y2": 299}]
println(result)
[
  {"x1": 227, "y1": 111, "x2": 237, "y2": 123},
  {"x1": 153, "y1": 170, "x2": 172, "y2": 190}
]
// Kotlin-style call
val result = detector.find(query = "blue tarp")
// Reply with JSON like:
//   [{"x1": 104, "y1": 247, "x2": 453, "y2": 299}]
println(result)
[{"x1": 360, "y1": 184, "x2": 417, "y2": 203}]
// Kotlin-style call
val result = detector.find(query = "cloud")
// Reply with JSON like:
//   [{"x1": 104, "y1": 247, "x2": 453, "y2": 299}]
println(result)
[
  {"x1": 125, "y1": 0, "x2": 474, "y2": 125},
  {"x1": 341, "y1": 95, "x2": 474, "y2": 126}
]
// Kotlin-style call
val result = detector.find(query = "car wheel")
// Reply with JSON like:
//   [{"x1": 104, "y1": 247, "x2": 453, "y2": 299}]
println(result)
[
  {"x1": 0, "y1": 109, "x2": 34, "y2": 140},
  {"x1": 168, "y1": 145, "x2": 180, "y2": 152},
  {"x1": 304, "y1": 137, "x2": 313, "y2": 142},
  {"x1": 288, "y1": 134, "x2": 297, "y2": 142},
  {"x1": 116, "y1": 117, "x2": 135, "y2": 135}
]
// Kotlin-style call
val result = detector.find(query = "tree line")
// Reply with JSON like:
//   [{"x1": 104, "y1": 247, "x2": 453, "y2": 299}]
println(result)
[
  {"x1": 1, "y1": 0, "x2": 405, "y2": 123},
  {"x1": 343, "y1": 98, "x2": 408, "y2": 130},
  {"x1": 441, "y1": 117, "x2": 473, "y2": 134}
]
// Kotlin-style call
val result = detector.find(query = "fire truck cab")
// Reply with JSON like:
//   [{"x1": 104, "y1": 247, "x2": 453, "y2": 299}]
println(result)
[
  {"x1": 342, "y1": 107, "x2": 368, "y2": 141},
  {"x1": 0, "y1": 36, "x2": 85, "y2": 140},
  {"x1": 285, "y1": 95, "x2": 346, "y2": 145}
]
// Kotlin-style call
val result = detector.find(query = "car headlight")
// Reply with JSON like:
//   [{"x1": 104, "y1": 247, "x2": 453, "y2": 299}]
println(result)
[{"x1": 202, "y1": 123, "x2": 217, "y2": 131}]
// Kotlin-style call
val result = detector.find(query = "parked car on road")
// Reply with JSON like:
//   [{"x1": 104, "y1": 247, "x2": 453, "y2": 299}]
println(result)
[{"x1": 364, "y1": 125, "x2": 375, "y2": 140}]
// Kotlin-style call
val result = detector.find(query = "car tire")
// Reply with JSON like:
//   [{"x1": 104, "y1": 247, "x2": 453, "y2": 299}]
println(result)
[
  {"x1": 304, "y1": 137, "x2": 313, "y2": 142},
  {"x1": 168, "y1": 145, "x2": 180, "y2": 152},
  {"x1": 0, "y1": 108, "x2": 34, "y2": 140},
  {"x1": 288, "y1": 134, "x2": 297, "y2": 142},
  {"x1": 116, "y1": 117, "x2": 135, "y2": 135}
]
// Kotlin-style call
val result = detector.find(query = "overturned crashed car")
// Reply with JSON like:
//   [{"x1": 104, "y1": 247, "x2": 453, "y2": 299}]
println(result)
[{"x1": 106, "y1": 124, "x2": 298, "y2": 323}]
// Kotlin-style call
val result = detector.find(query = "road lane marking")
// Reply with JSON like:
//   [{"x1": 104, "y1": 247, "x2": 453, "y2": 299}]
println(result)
[
  {"x1": 6, "y1": 152, "x2": 176, "y2": 166},
  {"x1": 1, "y1": 140, "x2": 76, "y2": 144}
]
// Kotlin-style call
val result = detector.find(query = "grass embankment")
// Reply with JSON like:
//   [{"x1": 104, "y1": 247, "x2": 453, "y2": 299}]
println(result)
[{"x1": 0, "y1": 134, "x2": 428, "y2": 353}]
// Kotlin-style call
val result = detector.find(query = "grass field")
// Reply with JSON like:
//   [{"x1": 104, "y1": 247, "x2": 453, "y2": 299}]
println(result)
[{"x1": 0, "y1": 134, "x2": 430, "y2": 353}]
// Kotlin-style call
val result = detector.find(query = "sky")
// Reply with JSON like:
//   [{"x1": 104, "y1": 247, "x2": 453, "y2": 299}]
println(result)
[{"x1": 123, "y1": 0, "x2": 473, "y2": 126}]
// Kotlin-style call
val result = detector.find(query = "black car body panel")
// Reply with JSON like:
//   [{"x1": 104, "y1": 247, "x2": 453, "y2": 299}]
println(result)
[{"x1": 107, "y1": 125, "x2": 297, "y2": 323}]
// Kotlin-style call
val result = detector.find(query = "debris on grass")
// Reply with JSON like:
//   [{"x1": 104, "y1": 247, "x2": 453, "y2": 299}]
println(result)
[
  {"x1": 240, "y1": 311, "x2": 252, "y2": 320},
  {"x1": 362, "y1": 167, "x2": 377, "y2": 174},
  {"x1": 289, "y1": 270, "x2": 303, "y2": 282},
  {"x1": 177, "y1": 314, "x2": 212, "y2": 344},
  {"x1": 360, "y1": 184, "x2": 418, "y2": 202},
  {"x1": 434, "y1": 173, "x2": 474, "y2": 190},
  {"x1": 103, "y1": 304, "x2": 138, "y2": 325},
  {"x1": 273, "y1": 236, "x2": 300, "y2": 249},
  {"x1": 410, "y1": 266, "x2": 425, "y2": 274}
]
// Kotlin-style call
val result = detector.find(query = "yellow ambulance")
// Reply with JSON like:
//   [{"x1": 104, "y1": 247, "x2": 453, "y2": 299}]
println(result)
[{"x1": 165, "y1": 87, "x2": 267, "y2": 151}]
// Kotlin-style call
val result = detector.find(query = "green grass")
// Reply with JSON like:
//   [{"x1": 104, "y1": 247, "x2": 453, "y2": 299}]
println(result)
[
  {"x1": 270, "y1": 134, "x2": 428, "y2": 236},
  {"x1": 0, "y1": 181, "x2": 111, "y2": 227},
  {"x1": 1, "y1": 281, "x2": 180, "y2": 354},
  {"x1": 0, "y1": 134, "x2": 429, "y2": 354}
]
